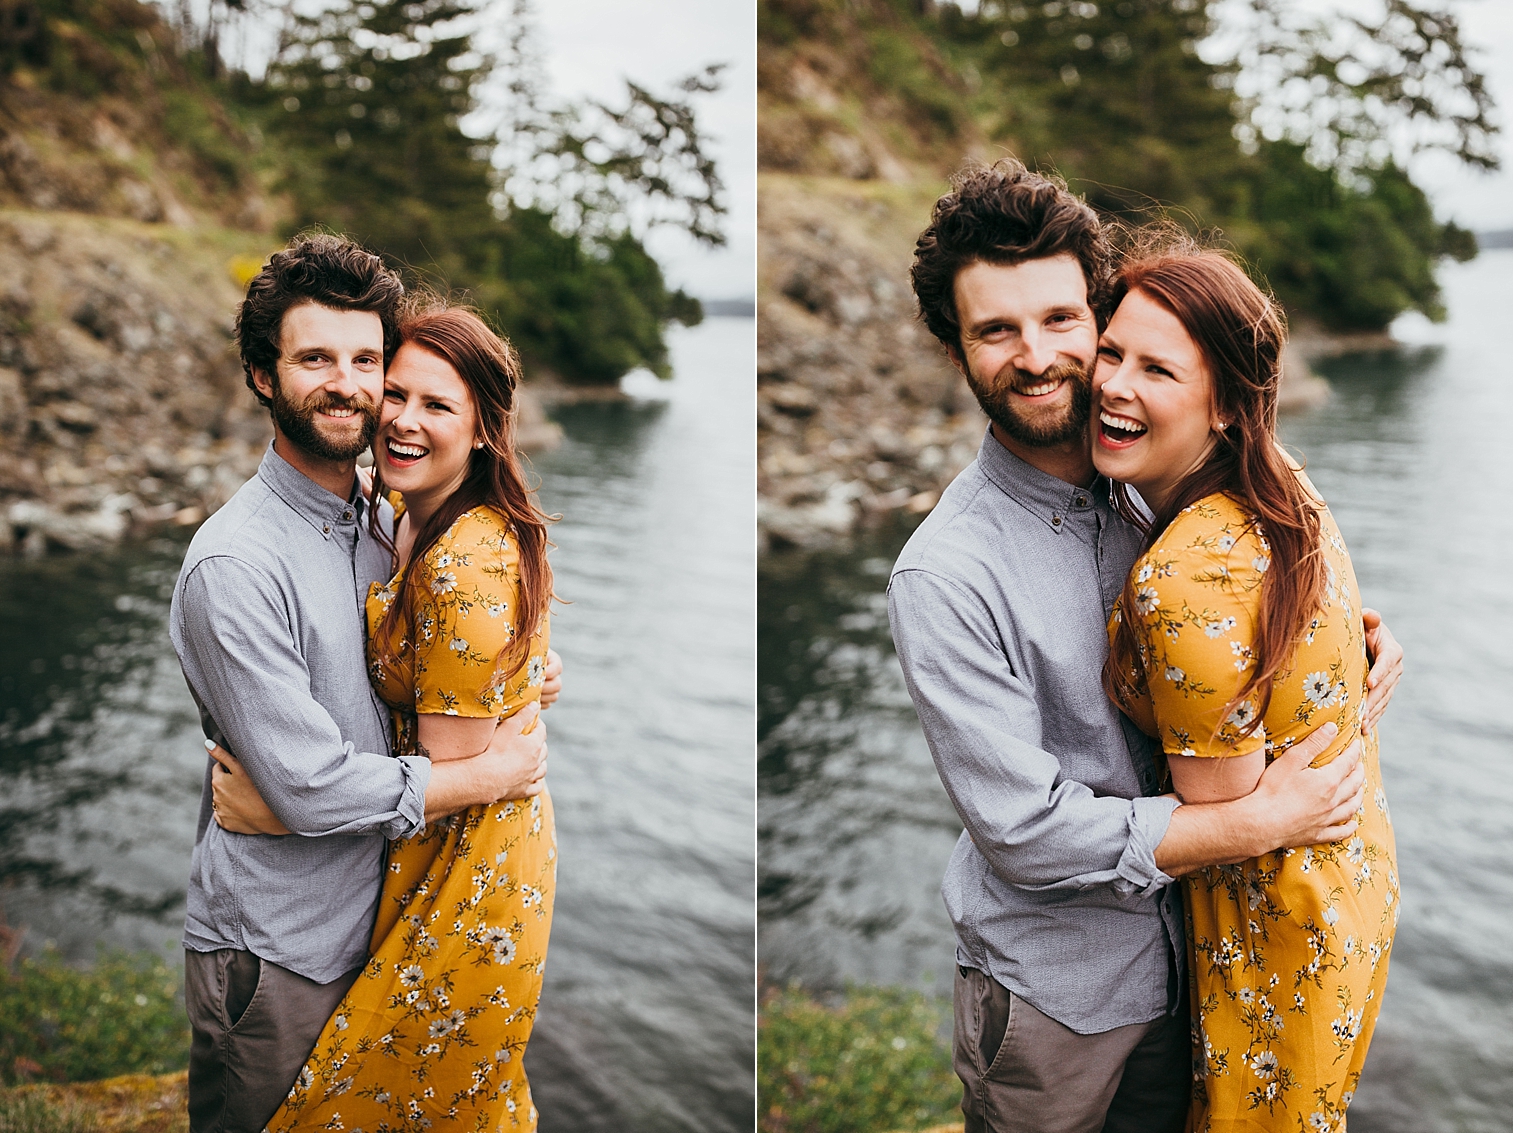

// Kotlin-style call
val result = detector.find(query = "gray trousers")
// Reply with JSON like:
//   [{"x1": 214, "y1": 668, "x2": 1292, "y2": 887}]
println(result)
[
  {"x1": 184, "y1": 948, "x2": 362, "y2": 1133},
  {"x1": 953, "y1": 965, "x2": 1189, "y2": 1133}
]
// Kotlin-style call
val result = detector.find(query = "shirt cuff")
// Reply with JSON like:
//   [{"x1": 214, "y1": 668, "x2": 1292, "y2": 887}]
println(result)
[
  {"x1": 383, "y1": 755, "x2": 433, "y2": 840},
  {"x1": 1112, "y1": 795, "x2": 1181, "y2": 897}
]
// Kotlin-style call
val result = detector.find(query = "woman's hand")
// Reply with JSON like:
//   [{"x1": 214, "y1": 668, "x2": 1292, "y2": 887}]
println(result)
[
  {"x1": 207, "y1": 741, "x2": 291, "y2": 836},
  {"x1": 540, "y1": 649, "x2": 563, "y2": 708},
  {"x1": 1361, "y1": 608, "x2": 1402, "y2": 734}
]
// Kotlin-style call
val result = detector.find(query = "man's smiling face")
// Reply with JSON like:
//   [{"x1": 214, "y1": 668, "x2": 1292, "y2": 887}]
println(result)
[
  {"x1": 949, "y1": 254, "x2": 1100, "y2": 448},
  {"x1": 252, "y1": 301, "x2": 385, "y2": 462}
]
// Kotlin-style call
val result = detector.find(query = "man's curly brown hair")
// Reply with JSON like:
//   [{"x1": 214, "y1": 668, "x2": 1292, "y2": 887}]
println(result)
[
  {"x1": 234, "y1": 233, "x2": 406, "y2": 409},
  {"x1": 911, "y1": 161, "x2": 1115, "y2": 352}
]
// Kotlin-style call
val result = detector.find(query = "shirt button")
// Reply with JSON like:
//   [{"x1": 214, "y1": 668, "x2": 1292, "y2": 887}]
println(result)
[
  {"x1": 1052, "y1": 516, "x2": 1062, "y2": 526},
  {"x1": 323, "y1": 524, "x2": 331, "y2": 534},
  {"x1": 343, "y1": 510, "x2": 353, "y2": 520},
  {"x1": 1075, "y1": 495, "x2": 1088, "y2": 507}
]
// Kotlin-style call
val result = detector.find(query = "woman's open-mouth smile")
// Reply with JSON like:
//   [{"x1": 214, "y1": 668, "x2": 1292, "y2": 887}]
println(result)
[
  {"x1": 1097, "y1": 409, "x2": 1148, "y2": 450},
  {"x1": 383, "y1": 437, "x2": 429, "y2": 469}
]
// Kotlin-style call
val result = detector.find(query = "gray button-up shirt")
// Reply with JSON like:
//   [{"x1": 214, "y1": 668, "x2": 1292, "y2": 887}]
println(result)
[
  {"x1": 170, "y1": 444, "x2": 430, "y2": 984},
  {"x1": 888, "y1": 430, "x2": 1184, "y2": 1035}
]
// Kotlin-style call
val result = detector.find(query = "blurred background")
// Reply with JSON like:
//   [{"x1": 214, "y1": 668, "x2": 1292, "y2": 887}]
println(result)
[
  {"x1": 0, "y1": 0, "x2": 755, "y2": 1129},
  {"x1": 756, "y1": 1, "x2": 1513, "y2": 1131}
]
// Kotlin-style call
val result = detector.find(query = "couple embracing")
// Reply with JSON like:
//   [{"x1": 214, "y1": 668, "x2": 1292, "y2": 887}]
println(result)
[
  {"x1": 172, "y1": 233, "x2": 561, "y2": 1132},
  {"x1": 890, "y1": 162, "x2": 1403, "y2": 1131}
]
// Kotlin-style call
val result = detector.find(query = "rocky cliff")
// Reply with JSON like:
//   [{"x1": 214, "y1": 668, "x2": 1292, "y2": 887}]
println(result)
[
  {"x1": 758, "y1": 174, "x2": 985, "y2": 550},
  {"x1": 0, "y1": 10, "x2": 559, "y2": 557}
]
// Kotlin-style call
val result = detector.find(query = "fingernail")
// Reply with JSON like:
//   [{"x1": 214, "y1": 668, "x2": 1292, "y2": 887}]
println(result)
[{"x1": 204, "y1": 738, "x2": 216, "y2": 751}]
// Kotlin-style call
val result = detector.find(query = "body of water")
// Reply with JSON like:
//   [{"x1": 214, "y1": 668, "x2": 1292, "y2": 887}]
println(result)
[
  {"x1": 0, "y1": 317, "x2": 756, "y2": 1132},
  {"x1": 757, "y1": 252, "x2": 1513, "y2": 1132}
]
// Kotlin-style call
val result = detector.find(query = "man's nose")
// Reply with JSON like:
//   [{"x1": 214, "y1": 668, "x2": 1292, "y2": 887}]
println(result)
[
  {"x1": 1014, "y1": 328, "x2": 1056, "y2": 376},
  {"x1": 324, "y1": 356, "x2": 362, "y2": 398}
]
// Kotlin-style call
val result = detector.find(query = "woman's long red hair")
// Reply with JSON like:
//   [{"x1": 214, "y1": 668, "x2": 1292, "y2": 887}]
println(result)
[
  {"x1": 1103, "y1": 247, "x2": 1325, "y2": 737},
  {"x1": 367, "y1": 298, "x2": 555, "y2": 686}
]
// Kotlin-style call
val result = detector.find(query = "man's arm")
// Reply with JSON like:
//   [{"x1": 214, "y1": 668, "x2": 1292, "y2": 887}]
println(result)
[
  {"x1": 178, "y1": 556, "x2": 429, "y2": 839},
  {"x1": 1154, "y1": 723, "x2": 1366, "y2": 876},
  {"x1": 890, "y1": 567, "x2": 1180, "y2": 898},
  {"x1": 889, "y1": 569, "x2": 1368, "y2": 896},
  {"x1": 209, "y1": 702, "x2": 549, "y2": 833}
]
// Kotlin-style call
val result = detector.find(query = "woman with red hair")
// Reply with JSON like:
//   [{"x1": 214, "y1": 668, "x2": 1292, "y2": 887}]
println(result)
[{"x1": 1096, "y1": 246, "x2": 1397, "y2": 1131}]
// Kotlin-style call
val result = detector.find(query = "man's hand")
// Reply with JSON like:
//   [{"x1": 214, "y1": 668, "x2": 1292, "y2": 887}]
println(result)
[
  {"x1": 1155, "y1": 722, "x2": 1365, "y2": 876},
  {"x1": 208, "y1": 741, "x2": 292, "y2": 836},
  {"x1": 1241, "y1": 724, "x2": 1365, "y2": 853},
  {"x1": 423, "y1": 702, "x2": 548, "y2": 822},
  {"x1": 1361, "y1": 608, "x2": 1402, "y2": 734},
  {"x1": 540, "y1": 649, "x2": 563, "y2": 709}
]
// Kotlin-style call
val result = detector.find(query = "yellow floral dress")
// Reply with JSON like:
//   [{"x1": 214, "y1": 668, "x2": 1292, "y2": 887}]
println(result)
[
  {"x1": 267, "y1": 506, "x2": 555, "y2": 1133},
  {"x1": 1108, "y1": 492, "x2": 1397, "y2": 1133}
]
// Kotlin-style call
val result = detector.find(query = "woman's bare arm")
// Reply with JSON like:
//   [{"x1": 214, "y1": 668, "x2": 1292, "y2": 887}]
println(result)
[{"x1": 1166, "y1": 747, "x2": 1265, "y2": 805}]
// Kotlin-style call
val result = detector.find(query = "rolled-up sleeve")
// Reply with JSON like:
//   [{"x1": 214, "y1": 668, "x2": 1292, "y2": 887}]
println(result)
[
  {"x1": 177, "y1": 556, "x2": 429, "y2": 840},
  {"x1": 888, "y1": 567, "x2": 1177, "y2": 898}
]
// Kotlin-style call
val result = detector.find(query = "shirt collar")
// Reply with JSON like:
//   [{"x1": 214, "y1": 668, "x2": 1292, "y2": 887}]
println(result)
[
  {"x1": 974, "y1": 427, "x2": 1109, "y2": 534},
  {"x1": 257, "y1": 442, "x2": 365, "y2": 541}
]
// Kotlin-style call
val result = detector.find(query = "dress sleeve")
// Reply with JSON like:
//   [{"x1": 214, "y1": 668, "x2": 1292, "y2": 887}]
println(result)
[
  {"x1": 1130, "y1": 511, "x2": 1270, "y2": 760},
  {"x1": 410, "y1": 511, "x2": 550, "y2": 719}
]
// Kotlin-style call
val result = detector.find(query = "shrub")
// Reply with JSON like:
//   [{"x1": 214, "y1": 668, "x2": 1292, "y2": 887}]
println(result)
[
  {"x1": 0, "y1": 950, "x2": 188, "y2": 1086},
  {"x1": 759, "y1": 984, "x2": 959, "y2": 1133}
]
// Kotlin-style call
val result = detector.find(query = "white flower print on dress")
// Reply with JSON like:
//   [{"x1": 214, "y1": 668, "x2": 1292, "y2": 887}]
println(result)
[{"x1": 1303, "y1": 672, "x2": 1340, "y2": 709}]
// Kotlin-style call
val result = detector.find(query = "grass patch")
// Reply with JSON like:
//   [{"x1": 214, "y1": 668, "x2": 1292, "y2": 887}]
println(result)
[
  {"x1": 759, "y1": 984, "x2": 960, "y2": 1133},
  {"x1": 0, "y1": 951, "x2": 187, "y2": 1086},
  {"x1": 0, "y1": 1091, "x2": 99, "y2": 1132}
]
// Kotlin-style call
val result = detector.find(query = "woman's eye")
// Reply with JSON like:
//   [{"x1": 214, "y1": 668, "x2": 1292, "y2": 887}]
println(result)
[
  {"x1": 1097, "y1": 346, "x2": 1119, "y2": 361},
  {"x1": 384, "y1": 389, "x2": 404, "y2": 401}
]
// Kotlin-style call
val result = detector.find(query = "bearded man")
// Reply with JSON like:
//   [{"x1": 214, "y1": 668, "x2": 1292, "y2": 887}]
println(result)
[
  {"x1": 170, "y1": 234, "x2": 553, "y2": 1133},
  {"x1": 887, "y1": 163, "x2": 1403, "y2": 1132}
]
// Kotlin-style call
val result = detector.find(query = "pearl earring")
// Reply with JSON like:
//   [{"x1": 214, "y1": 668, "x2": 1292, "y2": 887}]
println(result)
[{"x1": 473, "y1": 440, "x2": 485, "y2": 450}]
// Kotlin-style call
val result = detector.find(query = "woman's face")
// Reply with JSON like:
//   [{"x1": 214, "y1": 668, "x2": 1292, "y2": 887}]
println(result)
[
  {"x1": 1091, "y1": 289, "x2": 1222, "y2": 512},
  {"x1": 376, "y1": 343, "x2": 481, "y2": 500}
]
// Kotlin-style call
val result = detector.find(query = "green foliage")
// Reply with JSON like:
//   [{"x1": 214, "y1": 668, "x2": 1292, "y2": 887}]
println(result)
[
  {"x1": 758, "y1": 985, "x2": 959, "y2": 1133},
  {"x1": 234, "y1": 0, "x2": 712, "y2": 384},
  {"x1": 0, "y1": 950, "x2": 188, "y2": 1086},
  {"x1": 0, "y1": 1092, "x2": 99, "y2": 1133},
  {"x1": 1236, "y1": 143, "x2": 1466, "y2": 328}
]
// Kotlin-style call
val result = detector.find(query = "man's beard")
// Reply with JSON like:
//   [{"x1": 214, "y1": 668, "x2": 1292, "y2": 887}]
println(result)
[
  {"x1": 269, "y1": 378, "x2": 380, "y2": 462},
  {"x1": 964, "y1": 356, "x2": 1092, "y2": 448}
]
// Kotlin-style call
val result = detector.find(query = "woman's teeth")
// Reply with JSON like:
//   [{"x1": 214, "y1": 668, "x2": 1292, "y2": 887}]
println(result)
[
  {"x1": 1099, "y1": 410, "x2": 1147, "y2": 440},
  {"x1": 387, "y1": 440, "x2": 427, "y2": 459}
]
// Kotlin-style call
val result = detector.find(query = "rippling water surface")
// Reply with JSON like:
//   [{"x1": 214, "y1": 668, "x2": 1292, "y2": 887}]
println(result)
[
  {"x1": 757, "y1": 253, "x2": 1513, "y2": 1132},
  {"x1": 0, "y1": 317, "x2": 755, "y2": 1132}
]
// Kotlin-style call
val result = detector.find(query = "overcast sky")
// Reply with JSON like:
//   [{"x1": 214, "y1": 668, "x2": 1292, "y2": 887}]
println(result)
[{"x1": 530, "y1": 0, "x2": 755, "y2": 300}]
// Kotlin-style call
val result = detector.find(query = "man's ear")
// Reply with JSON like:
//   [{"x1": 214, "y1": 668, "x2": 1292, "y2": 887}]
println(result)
[
  {"x1": 251, "y1": 366, "x2": 276, "y2": 402},
  {"x1": 945, "y1": 344, "x2": 969, "y2": 379}
]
